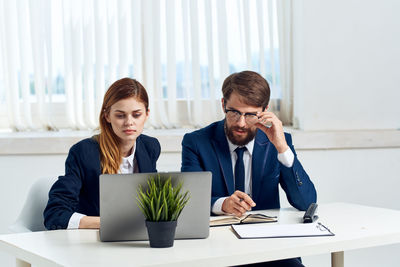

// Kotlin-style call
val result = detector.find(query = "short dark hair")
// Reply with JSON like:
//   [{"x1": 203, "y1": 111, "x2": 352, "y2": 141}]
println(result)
[{"x1": 222, "y1": 71, "x2": 270, "y2": 109}]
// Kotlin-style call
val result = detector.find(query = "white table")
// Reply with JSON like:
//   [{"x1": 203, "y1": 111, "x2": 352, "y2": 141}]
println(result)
[{"x1": 1, "y1": 203, "x2": 400, "y2": 267}]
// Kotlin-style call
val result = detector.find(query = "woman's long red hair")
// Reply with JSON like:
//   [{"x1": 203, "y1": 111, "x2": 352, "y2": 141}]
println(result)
[{"x1": 97, "y1": 78, "x2": 149, "y2": 174}]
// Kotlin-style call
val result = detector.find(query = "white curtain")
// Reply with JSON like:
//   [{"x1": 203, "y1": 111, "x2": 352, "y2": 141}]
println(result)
[
  {"x1": 276, "y1": 0, "x2": 293, "y2": 125},
  {"x1": 0, "y1": 0, "x2": 288, "y2": 131}
]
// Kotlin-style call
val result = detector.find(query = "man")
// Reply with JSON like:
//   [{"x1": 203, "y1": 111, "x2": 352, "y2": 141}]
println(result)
[{"x1": 181, "y1": 71, "x2": 316, "y2": 267}]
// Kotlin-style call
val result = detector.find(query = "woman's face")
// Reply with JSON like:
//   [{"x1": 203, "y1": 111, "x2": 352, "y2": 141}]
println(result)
[{"x1": 106, "y1": 97, "x2": 149, "y2": 146}]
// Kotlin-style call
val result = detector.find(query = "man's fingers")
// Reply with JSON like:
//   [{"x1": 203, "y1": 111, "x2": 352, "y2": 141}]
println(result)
[
  {"x1": 232, "y1": 206, "x2": 246, "y2": 217},
  {"x1": 255, "y1": 123, "x2": 271, "y2": 134},
  {"x1": 234, "y1": 190, "x2": 249, "y2": 199},
  {"x1": 234, "y1": 191, "x2": 256, "y2": 206},
  {"x1": 237, "y1": 198, "x2": 252, "y2": 211},
  {"x1": 242, "y1": 194, "x2": 256, "y2": 207},
  {"x1": 257, "y1": 112, "x2": 282, "y2": 127},
  {"x1": 234, "y1": 190, "x2": 256, "y2": 209},
  {"x1": 262, "y1": 117, "x2": 278, "y2": 126},
  {"x1": 224, "y1": 198, "x2": 246, "y2": 216},
  {"x1": 236, "y1": 205, "x2": 247, "y2": 214},
  {"x1": 231, "y1": 192, "x2": 242, "y2": 203},
  {"x1": 257, "y1": 111, "x2": 275, "y2": 120},
  {"x1": 225, "y1": 191, "x2": 257, "y2": 216}
]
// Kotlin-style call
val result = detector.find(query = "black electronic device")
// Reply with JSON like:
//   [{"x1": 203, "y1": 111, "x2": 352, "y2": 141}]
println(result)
[{"x1": 303, "y1": 203, "x2": 318, "y2": 223}]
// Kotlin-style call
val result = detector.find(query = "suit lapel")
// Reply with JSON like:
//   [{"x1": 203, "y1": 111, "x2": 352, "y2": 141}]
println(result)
[
  {"x1": 251, "y1": 129, "x2": 271, "y2": 201},
  {"x1": 211, "y1": 120, "x2": 235, "y2": 195},
  {"x1": 134, "y1": 136, "x2": 152, "y2": 173}
]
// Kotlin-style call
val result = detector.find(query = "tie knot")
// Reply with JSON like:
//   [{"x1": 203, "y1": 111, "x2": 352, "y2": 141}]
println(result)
[{"x1": 235, "y1": 146, "x2": 247, "y2": 158}]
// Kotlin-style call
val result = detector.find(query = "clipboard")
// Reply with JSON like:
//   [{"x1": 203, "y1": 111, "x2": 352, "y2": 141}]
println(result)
[{"x1": 231, "y1": 222, "x2": 334, "y2": 239}]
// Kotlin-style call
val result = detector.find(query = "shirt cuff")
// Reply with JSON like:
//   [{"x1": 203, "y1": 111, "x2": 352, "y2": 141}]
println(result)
[
  {"x1": 67, "y1": 212, "x2": 86, "y2": 229},
  {"x1": 211, "y1": 197, "x2": 229, "y2": 215},
  {"x1": 277, "y1": 147, "x2": 294, "y2": 168}
]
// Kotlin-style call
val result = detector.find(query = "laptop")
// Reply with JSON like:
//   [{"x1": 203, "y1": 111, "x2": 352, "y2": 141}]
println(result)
[{"x1": 99, "y1": 171, "x2": 212, "y2": 242}]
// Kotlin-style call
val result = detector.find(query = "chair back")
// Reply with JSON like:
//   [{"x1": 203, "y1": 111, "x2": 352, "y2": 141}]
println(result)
[{"x1": 9, "y1": 177, "x2": 57, "y2": 232}]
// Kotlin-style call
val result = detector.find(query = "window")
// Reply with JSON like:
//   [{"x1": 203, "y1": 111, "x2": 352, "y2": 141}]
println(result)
[{"x1": 0, "y1": 0, "x2": 289, "y2": 131}]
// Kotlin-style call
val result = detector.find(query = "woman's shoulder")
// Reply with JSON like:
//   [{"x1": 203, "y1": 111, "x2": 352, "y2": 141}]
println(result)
[
  {"x1": 137, "y1": 134, "x2": 161, "y2": 156},
  {"x1": 70, "y1": 136, "x2": 100, "y2": 154},
  {"x1": 138, "y1": 134, "x2": 160, "y2": 145}
]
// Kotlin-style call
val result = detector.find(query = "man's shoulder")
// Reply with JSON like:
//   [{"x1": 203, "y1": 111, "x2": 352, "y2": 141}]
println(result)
[
  {"x1": 182, "y1": 121, "x2": 224, "y2": 149},
  {"x1": 255, "y1": 129, "x2": 293, "y2": 145},
  {"x1": 184, "y1": 120, "x2": 222, "y2": 139},
  {"x1": 283, "y1": 131, "x2": 292, "y2": 137}
]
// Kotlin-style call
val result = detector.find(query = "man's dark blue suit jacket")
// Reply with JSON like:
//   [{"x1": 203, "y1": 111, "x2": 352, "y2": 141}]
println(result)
[
  {"x1": 181, "y1": 120, "x2": 316, "y2": 212},
  {"x1": 44, "y1": 135, "x2": 160, "y2": 230}
]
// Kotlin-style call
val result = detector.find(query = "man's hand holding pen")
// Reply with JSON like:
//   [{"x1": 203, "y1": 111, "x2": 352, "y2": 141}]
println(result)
[{"x1": 222, "y1": 190, "x2": 256, "y2": 217}]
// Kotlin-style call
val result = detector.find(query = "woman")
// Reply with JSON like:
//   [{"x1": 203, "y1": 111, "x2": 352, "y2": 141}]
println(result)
[{"x1": 44, "y1": 78, "x2": 160, "y2": 230}]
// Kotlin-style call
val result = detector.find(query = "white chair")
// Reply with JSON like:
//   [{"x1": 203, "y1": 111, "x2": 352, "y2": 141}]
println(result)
[
  {"x1": 9, "y1": 176, "x2": 57, "y2": 232},
  {"x1": 9, "y1": 177, "x2": 57, "y2": 267}
]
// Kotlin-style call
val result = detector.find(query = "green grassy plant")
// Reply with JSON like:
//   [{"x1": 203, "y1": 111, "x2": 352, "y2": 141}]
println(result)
[{"x1": 136, "y1": 174, "x2": 190, "y2": 222}]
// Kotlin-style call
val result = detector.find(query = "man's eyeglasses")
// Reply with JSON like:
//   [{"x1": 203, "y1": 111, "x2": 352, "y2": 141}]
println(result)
[{"x1": 224, "y1": 108, "x2": 259, "y2": 125}]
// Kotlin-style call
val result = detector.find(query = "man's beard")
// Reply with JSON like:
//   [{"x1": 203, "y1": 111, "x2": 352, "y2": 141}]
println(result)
[{"x1": 224, "y1": 121, "x2": 256, "y2": 146}]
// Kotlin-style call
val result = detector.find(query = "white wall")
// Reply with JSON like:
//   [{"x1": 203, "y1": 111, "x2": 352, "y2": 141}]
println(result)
[
  {"x1": 293, "y1": 0, "x2": 400, "y2": 130},
  {"x1": 290, "y1": 0, "x2": 400, "y2": 265}
]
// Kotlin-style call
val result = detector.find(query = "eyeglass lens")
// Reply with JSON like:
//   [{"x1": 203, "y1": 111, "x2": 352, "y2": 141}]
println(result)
[{"x1": 227, "y1": 111, "x2": 258, "y2": 124}]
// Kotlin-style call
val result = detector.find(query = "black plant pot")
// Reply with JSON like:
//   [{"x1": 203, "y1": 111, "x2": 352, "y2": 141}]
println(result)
[{"x1": 145, "y1": 220, "x2": 177, "y2": 248}]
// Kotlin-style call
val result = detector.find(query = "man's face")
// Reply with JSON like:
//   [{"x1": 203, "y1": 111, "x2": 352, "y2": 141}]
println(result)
[{"x1": 222, "y1": 92, "x2": 264, "y2": 146}]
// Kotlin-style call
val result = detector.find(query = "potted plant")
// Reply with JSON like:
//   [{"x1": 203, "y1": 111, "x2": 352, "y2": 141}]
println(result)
[{"x1": 136, "y1": 174, "x2": 190, "y2": 248}]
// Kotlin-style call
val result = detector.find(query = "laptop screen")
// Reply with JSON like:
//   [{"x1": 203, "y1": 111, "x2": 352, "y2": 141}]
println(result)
[{"x1": 99, "y1": 171, "x2": 212, "y2": 242}]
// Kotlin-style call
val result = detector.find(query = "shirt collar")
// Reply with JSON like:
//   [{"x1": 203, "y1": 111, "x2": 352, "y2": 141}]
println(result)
[
  {"x1": 122, "y1": 141, "x2": 137, "y2": 167},
  {"x1": 226, "y1": 135, "x2": 254, "y2": 156}
]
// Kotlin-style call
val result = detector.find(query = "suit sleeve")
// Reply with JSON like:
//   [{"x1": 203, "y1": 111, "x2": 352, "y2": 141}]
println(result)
[
  {"x1": 181, "y1": 133, "x2": 205, "y2": 172},
  {"x1": 43, "y1": 147, "x2": 83, "y2": 230},
  {"x1": 279, "y1": 134, "x2": 317, "y2": 211},
  {"x1": 181, "y1": 133, "x2": 220, "y2": 213}
]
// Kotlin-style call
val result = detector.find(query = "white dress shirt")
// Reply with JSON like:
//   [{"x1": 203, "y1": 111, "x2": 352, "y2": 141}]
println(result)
[
  {"x1": 67, "y1": 142, "x2": 136, "y2": 229},
  {"x1": 211, "y1": 137, "x2": 294, "y2": 215}
]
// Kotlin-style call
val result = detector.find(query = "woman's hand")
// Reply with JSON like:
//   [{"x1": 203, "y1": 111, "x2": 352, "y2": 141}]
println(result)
[{"x1": 79, "y1": 216, "x2": 100, "y2": 229}]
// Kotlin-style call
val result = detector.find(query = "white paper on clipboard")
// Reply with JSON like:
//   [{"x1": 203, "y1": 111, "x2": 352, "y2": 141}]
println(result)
[{"x1": 231, "y1": 222, "x2": 334, "y2": 239}]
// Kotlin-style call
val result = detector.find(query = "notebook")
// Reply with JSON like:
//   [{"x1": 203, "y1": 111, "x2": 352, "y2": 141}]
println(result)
[
  {"x1": 210, "y1": 213, "x2": 277, "y2": 227},
  {"x1": 99, "y1": 171, "x2": 212, "y2": 242}
]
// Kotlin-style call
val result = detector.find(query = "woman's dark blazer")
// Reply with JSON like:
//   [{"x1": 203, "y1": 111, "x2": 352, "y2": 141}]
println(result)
[{"x1": 43, "y1": 134, "x2": 160, "y2": 230}]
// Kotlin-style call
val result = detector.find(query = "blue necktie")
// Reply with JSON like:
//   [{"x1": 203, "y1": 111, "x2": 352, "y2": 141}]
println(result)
[{"x1": 234, "y1": 146, "x2": 247, "y2": 192}]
